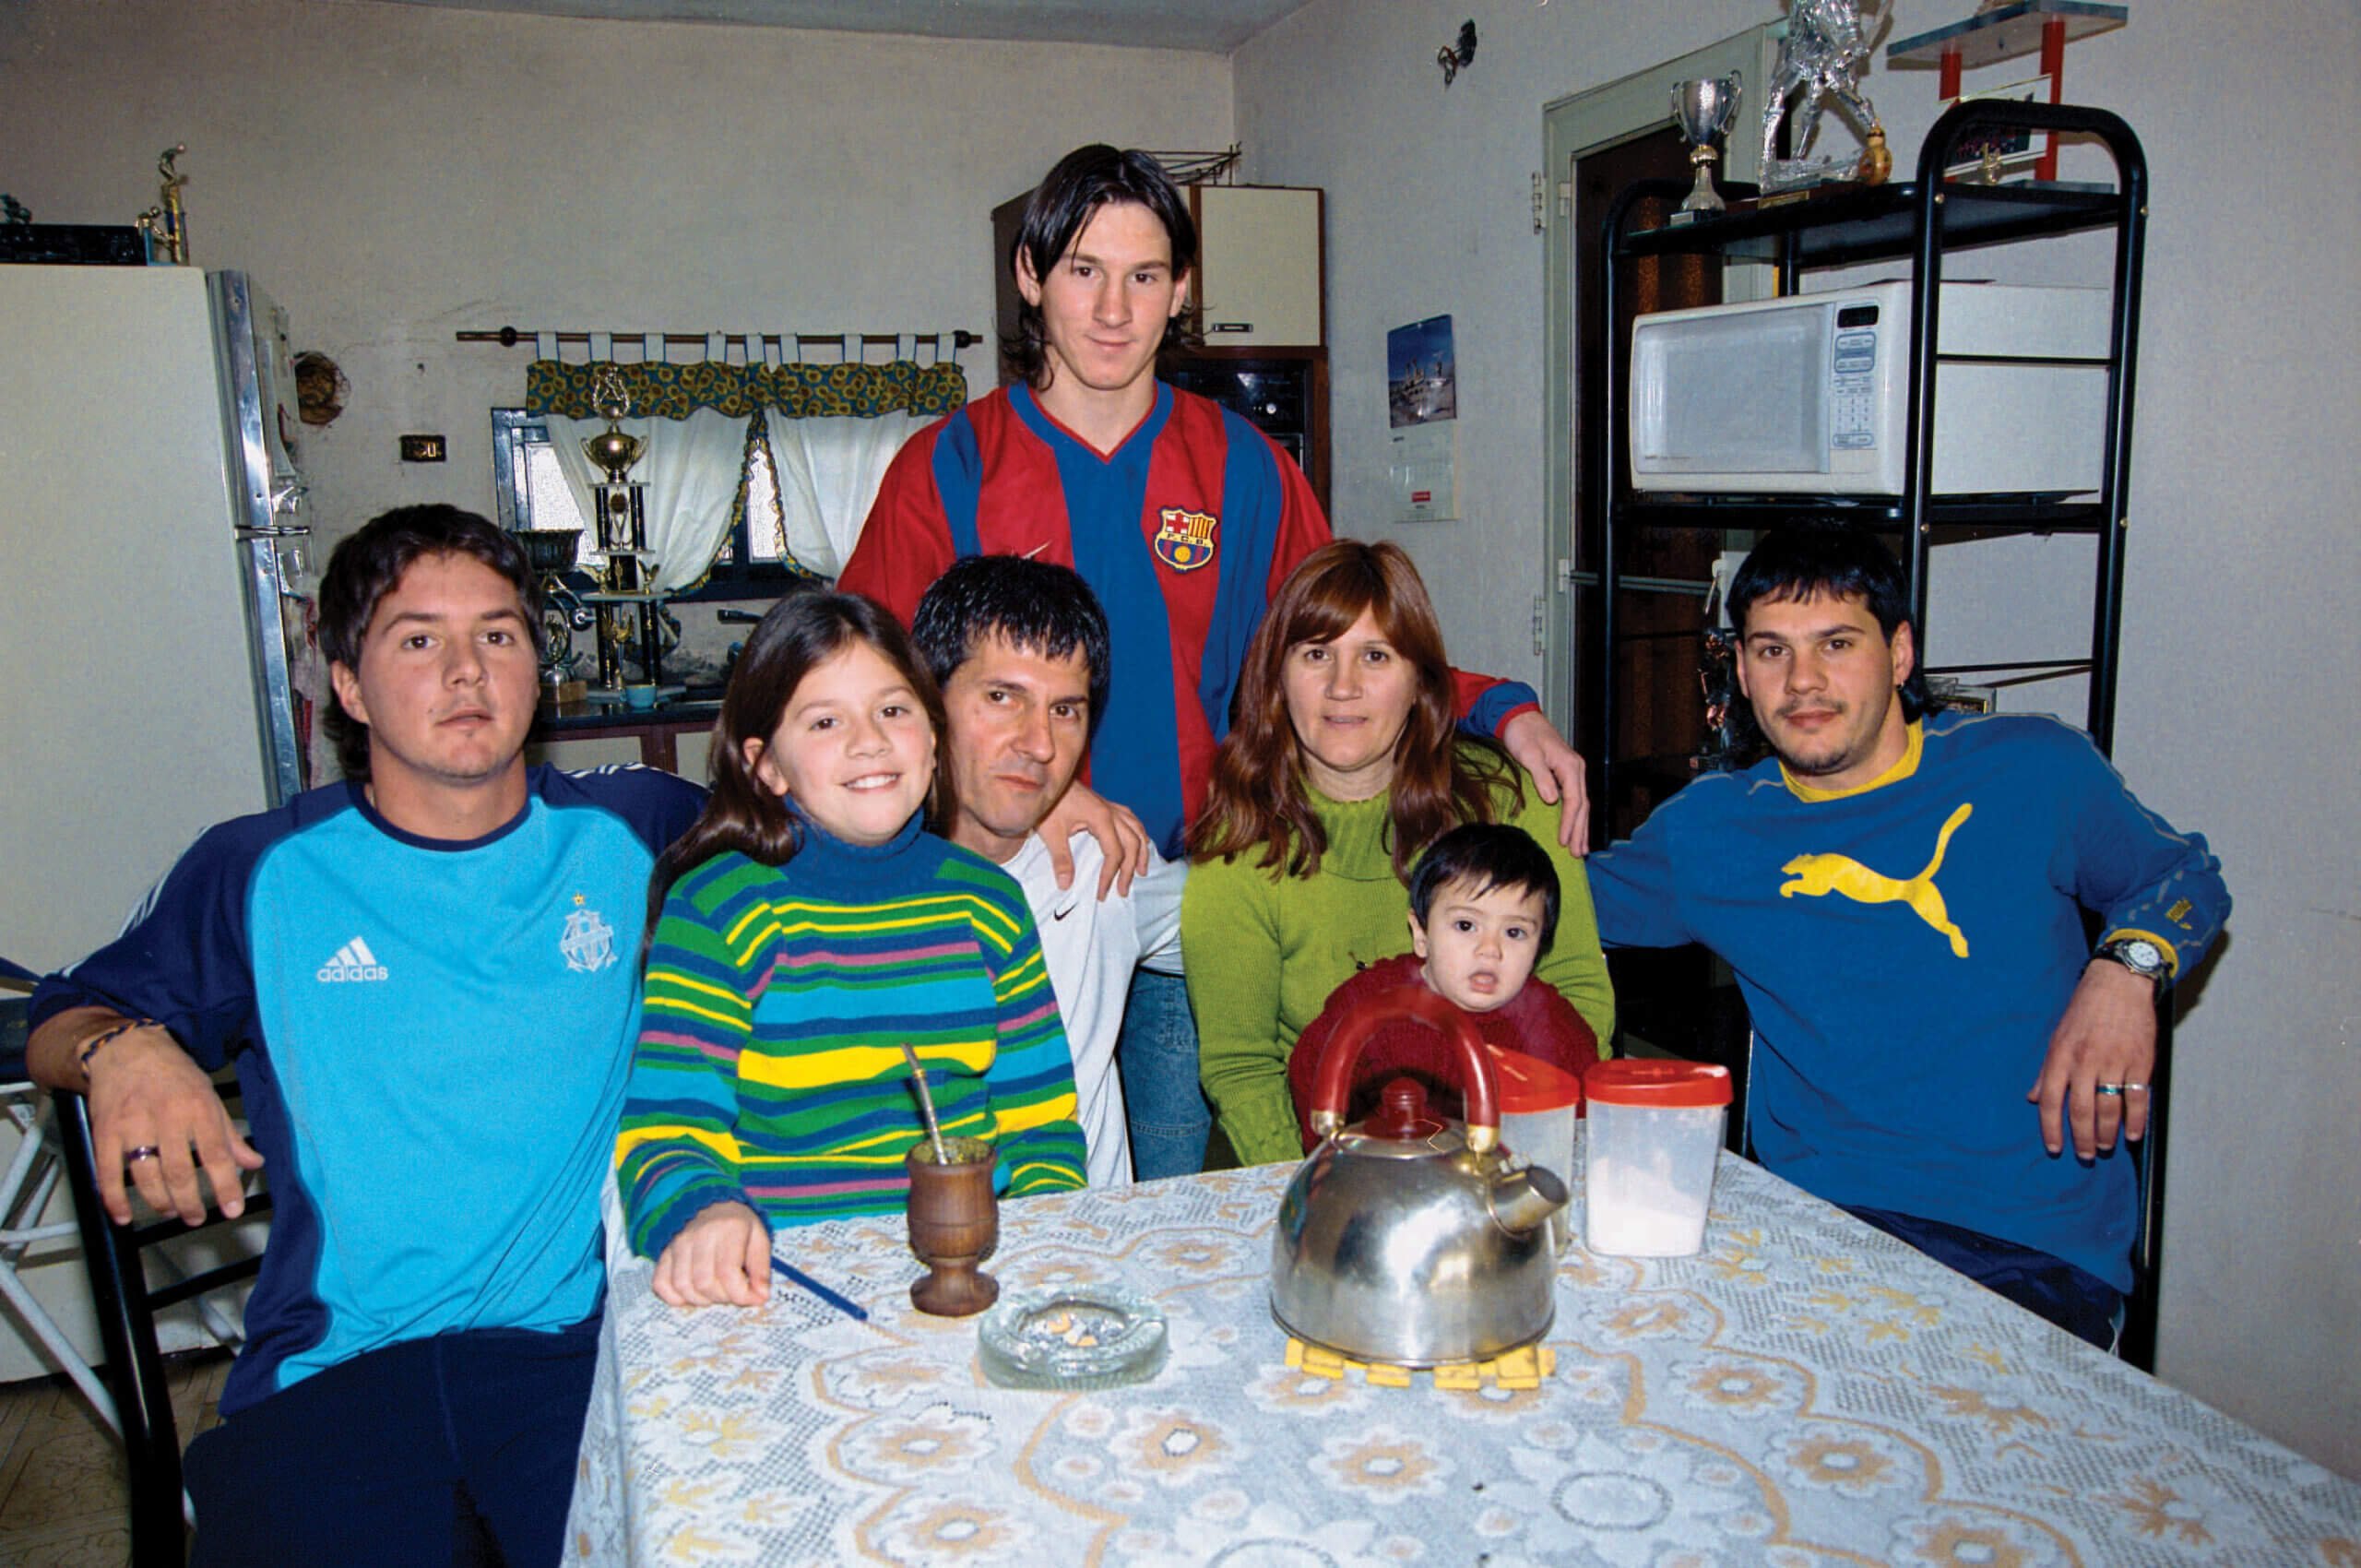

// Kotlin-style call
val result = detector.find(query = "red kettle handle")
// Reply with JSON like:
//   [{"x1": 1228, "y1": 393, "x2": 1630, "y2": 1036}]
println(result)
[{"x1": 1306, "y1": 984, "x2": 1499, "y2": 1151}]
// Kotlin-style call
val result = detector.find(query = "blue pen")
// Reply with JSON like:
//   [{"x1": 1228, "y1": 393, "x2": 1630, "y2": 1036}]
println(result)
[{"x1": 771, "y1": 1255, "x2": 871, "y2": 1323}]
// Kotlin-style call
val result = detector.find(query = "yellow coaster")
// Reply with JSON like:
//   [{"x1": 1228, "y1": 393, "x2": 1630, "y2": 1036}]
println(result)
[
  {"x1": 1282, "y1": 1338, "x2": 1557, "y2": 1390},
  {"x1": 1487, "y1": 1346, "x2": 1555, "y2": 1389},
  {"x1": 1297, "y1": 1342, "x2": 1353, "y2": 1381}
]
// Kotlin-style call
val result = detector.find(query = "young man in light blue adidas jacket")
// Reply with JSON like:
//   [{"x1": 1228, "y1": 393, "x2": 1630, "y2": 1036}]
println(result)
[{"x1": 29, "y1": 505, "x2": 701, "y2": 1565}]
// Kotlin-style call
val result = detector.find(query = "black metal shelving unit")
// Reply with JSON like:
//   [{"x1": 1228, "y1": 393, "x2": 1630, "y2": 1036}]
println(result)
[
  {"x1": 1586, "y1": 101, "x2": 2170, "y2": 1369},
  {"x1": 1587, "y1": 99, "x2": 2147, "y2": 784}
]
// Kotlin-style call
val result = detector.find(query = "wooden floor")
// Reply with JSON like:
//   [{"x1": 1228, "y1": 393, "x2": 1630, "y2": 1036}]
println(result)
[{"x1": 0, "y1": 1350, "x2": 227, "y2": 1566}]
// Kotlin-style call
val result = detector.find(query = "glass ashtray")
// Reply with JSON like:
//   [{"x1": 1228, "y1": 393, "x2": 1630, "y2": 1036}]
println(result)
[{"x1": 977, "y1": 1288, "x2": 1169, "y2": 1390}]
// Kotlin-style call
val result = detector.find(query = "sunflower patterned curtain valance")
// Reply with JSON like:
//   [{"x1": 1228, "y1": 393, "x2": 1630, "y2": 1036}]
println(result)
[{"x1": 525, "y1": 358, "x2": 967, "y2": 422}]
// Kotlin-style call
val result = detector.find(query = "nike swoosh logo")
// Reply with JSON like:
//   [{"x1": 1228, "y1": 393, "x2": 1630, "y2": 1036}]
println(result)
[{"x1": 1051, "y1": 903, "x2": 1078, "y2": 921}]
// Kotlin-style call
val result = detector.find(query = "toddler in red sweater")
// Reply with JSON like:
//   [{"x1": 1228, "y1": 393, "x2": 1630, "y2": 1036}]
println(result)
[{"x1": 1287, "y1": 824, "x2": 1600, "y2": 1150}]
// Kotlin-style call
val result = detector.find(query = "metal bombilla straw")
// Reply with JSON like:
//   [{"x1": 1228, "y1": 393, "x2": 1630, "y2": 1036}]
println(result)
[{"x1": 898, "y1": 1042, "x2": 950, "y2": 1164}]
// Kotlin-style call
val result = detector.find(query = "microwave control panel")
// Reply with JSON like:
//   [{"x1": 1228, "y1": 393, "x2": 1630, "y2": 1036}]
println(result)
[{"x1": 1829, "y1": 303, "x2": 1881, "y2": 451}]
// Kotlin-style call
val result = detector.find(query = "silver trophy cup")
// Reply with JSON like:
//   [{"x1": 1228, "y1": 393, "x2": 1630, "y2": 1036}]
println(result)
[{"x1": 1672, "y1": 74, "x2": 1743, "y2": 214}]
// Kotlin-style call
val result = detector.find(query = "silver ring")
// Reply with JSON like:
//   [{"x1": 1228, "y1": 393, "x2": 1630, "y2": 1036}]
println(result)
[
  {"x1": 2122, "y1": 1082, "x2": 2151, "y2": 1092},
  {"x1": 2094, "y1": 1084, "x2": 2126, "y2": 1098},
  {"x1": 124, "y1": 1145, "x2": 162, "y2": 1163}
]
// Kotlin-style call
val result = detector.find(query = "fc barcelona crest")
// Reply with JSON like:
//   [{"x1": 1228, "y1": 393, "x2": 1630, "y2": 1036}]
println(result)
[{"x1": 1153, "y1": 507, "x2": 1219, "y2": 573}]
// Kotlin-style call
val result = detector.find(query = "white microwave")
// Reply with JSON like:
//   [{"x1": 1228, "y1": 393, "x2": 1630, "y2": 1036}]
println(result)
[{"x1": 1628, "y1": 280, "x2": 2111, "y2": 497}]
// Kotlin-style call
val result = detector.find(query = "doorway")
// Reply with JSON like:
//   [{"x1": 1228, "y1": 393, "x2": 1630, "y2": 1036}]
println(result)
[
  {"x1": 1539, "y1": 23, "x2": 1778, "y2": 766},
  {"x1": 1538, "y1": 26, "x2": 1777, "y2": 1093},
  {"x1": 1571, "y1": 126, "x2": 1722, "y2": 842}
]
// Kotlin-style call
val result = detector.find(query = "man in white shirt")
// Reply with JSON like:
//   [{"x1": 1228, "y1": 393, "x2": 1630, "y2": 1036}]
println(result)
[{"x1": 912, "y1": 555, "x2": 1185, "y2": 1185}]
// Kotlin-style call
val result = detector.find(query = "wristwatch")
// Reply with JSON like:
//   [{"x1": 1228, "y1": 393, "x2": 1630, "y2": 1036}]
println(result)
[{"x1": 2094, "y1": 935, "x2": 2171, "y2": 990}]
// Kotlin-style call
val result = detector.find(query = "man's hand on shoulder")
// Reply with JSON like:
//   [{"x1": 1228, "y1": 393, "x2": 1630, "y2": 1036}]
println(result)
[
  {"x1": 2027, "y1": 962, "x2": 2159, "y2": 1161},
  {"x1": 1500, "y1": 709, "x2": 1591, "y2": 853},
  {"x1": 1038, "y1": 782, "x2": 1150, "y2": 899},
  {"x1": 31, "y1": 1008, "x2": 264, "y2": 1227}
]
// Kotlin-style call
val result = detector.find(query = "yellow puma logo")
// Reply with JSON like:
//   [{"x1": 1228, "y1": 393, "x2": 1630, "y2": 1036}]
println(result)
[{"x1": 1780, "y1": 803, "x2": 1974, "y2": 958}]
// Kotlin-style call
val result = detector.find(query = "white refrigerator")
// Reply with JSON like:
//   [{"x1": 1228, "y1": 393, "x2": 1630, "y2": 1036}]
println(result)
[
  {"x1": 2, "y1": 264, "x2": 314, "y2": 974},
  {"x1": 1, "y1": 265, "x2": 306, "y2": 1382}
]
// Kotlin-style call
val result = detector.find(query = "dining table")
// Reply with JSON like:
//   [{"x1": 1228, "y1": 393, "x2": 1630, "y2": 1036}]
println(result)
[{"x1": 566, "y1": 1156, "x2": 2360, "y2": 1566}]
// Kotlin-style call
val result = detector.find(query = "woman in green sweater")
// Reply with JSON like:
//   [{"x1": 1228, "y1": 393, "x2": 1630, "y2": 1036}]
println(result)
[{"x1": 1183, "y1": 541, "x2": 1614, "y2": 1166}]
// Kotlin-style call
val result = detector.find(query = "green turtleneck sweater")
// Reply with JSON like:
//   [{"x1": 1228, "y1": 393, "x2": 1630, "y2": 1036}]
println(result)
[{"x1": 1183, "y1": 767, "x2": 1614, "y2": 1167}]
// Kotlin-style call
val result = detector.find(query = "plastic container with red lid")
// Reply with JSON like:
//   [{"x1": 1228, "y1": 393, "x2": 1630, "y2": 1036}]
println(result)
[
  {"x1": 1492, "y1": 1047, "x2": 1584, "y2": 1193},
  {"x1": 1582, "y1": 1061, "x2": 1731, "y2": 1257}
]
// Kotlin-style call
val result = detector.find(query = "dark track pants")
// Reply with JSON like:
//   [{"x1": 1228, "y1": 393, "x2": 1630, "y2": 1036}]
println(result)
[{"x1": 184, "y1": 1314, "x2": 600, "y2": 1567}]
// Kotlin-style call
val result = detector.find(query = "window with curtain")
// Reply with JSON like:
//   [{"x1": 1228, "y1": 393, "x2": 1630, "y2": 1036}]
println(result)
[{"x1": 492, "y1": 350, "x2": 968, "y2": 597}]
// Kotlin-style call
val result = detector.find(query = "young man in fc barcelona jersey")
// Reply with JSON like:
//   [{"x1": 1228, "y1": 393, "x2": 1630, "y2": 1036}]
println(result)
[{"x1": 839, "y1": 143, "x2": 1593, "y2": 1178}]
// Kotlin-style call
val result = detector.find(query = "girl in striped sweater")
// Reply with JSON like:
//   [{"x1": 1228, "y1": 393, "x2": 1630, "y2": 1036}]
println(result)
[{"x1": 616, "y1": 592, "x2": 1087, "y2": 1310}]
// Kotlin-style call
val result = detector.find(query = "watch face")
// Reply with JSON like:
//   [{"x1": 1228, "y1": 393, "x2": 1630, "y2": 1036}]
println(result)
[{"x1": 2113, "y1": 939, "x2": 2165, "y2": 976}]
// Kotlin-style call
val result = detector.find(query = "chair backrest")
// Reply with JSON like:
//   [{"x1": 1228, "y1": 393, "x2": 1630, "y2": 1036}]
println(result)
[
  {"x1": 53, "y1": 1089, "x2": 271, "y2": 1567},
  {"x1": 0, "y1": 954, "x2": 34, "y2": 1080},
  {"x1": 2115, "y1": 995, "x2": 2172, "y2": 1372}
]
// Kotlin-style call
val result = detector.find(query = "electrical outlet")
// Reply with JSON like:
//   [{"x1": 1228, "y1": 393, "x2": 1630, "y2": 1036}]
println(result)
[{"x1": 399, "y1": 434, "x2": 446, "y2": 463}]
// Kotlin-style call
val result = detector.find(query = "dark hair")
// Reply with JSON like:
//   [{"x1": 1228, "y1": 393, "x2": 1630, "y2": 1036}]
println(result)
[
  {"x1": 1727, "y1": 520, "x2": 1930, "y2": 720},
  {"x1": 317, "y1": 505, "x2": 540, "y2": 782},
  {"x1": 909, "y1": 555, "x2": 1112, "y2": 740},
  {"x1": 1191, "y1": 540, "x2": 1518, "y2": 882},
  {"x1": 647, "y1": 592, "x2": 946, "y2": 927},
  {"x1": 1407, "y1": 824, "x2": 1561, "y2": 956},
  {"x1": 1003, "y1": 144, "x2": 1199, "y2": 389}
]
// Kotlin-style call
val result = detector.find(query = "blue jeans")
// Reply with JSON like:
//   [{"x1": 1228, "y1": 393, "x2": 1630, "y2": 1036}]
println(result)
[
  {"x1": 1118, "y1": 968, "x2": 1209, "y2": 1180},
  {"x1": 1843, "y1": 1206, "x2": 2123, "y2": 1350}
]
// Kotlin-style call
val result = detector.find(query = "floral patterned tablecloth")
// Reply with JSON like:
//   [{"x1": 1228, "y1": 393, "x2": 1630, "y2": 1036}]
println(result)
[{"x1": 567, "y1": 1158, "x2": 2359, "y2": 1566}]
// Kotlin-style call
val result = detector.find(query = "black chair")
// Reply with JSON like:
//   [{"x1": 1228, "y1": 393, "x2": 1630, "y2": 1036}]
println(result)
[
  {"x1": 53, "y1": 1087, "x2": 270, "y2": 1567},
  {"x1": 2115, "y1": 995, "x2": 2173, "y2": 1372}
]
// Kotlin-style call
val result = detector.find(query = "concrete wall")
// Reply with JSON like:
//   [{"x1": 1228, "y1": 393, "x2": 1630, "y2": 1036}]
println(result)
[
  {"x1": 1237, "y1": 0, "x2": 2359, "y2": 1476},
  {"x1": 0, "y1": 0, "x2": 1234, "y2": 552}
]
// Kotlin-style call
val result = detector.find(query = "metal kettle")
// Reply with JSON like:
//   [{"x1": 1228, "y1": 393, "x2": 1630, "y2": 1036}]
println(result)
[{"x1": 1270, "y1": 987, "x2": 1568, "y2": 1366}]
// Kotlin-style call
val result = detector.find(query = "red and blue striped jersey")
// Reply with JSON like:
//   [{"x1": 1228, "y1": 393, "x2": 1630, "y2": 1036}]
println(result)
[{"x1": 842, "y1": 383, "x2": 1537, "y2": 853}]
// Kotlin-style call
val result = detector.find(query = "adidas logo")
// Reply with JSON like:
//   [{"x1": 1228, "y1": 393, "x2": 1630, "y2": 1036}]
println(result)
[{"x1": 317, "y1": 936, "x2": 389, "y2": 983}]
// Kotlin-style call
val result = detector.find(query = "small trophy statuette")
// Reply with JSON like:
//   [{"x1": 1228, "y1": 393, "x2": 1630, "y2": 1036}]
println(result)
[
  {"x1": 1671, "y1": 74, "x2": 1743, "y2": 217},
  {"x1": 135, "y1": 144, "x2": 191, "y2": 266},
  {"x1": 580, "y1": 366, "x2": 646, "y2": 482}
]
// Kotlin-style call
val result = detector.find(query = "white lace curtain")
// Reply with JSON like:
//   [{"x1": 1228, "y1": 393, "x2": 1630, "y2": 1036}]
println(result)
[{"x1": 764, "y1": 410, "x2": 931, "y2": 578}]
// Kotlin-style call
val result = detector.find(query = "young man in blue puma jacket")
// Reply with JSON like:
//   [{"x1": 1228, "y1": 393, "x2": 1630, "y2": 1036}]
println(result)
[{"x1": 1584, "y1": 522, "x2": 2225, "y2": 1347}]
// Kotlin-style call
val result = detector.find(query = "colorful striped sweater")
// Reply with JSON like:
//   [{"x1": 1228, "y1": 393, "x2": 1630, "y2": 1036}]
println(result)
[{"x1": 616, "y1": 810, "x2": 1087, "y2": 1261}]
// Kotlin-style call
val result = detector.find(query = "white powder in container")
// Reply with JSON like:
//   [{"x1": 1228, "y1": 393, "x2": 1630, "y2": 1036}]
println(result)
[{"x1": 1583, "y1": 1105, "x2": 1724, "y2": 1256}]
